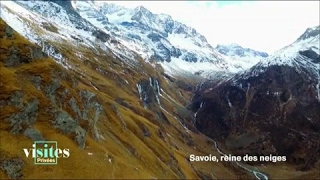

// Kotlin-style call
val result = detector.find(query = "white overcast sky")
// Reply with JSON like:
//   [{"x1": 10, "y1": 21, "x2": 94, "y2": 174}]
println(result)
[{"x1": 105, "y1": 1, "x2": 319, "y2": 54}]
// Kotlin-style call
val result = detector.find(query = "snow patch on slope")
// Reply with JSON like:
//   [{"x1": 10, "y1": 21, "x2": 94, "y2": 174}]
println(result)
[{"x1": 0, "y1": 1, "x2": 41, "y2": 44}]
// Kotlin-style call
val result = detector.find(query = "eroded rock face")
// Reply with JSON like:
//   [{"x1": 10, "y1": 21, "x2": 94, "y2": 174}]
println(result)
[
  {"x1": 52, "y1": 110, "x2": 87, "y2": 148},
  {"x1": 136, "y1": 77, "x2": 169, "y2": 123},
  {"x1": 6, "y1": 97, "x2": 39, "y2": 134},
  {"x1": 23, "y1": 127, "x2": 45, "y2": 141},
  {"x1": 4, "y1": 45, "x2": 46, "y2": 67},
  {"x1": 192, "y1": 65, "x2": 320, "y2": 170},
  {"x1": 0, "y1": 157, "x2": 24, "y2": 179},
  {"x1": 92, "y1": 29, "x2": 110, "y2": 42}
]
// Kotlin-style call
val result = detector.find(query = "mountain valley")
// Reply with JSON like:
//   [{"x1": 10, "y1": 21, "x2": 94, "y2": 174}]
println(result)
[{"x1": 0, "y1": 1, "x2": 319, "y2": 179}]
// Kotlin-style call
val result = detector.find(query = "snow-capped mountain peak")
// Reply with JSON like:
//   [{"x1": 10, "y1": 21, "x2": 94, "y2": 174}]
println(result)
[
  {"x1": 134, "y1": 5, "x2": 150, "y2": 14},
  {"x1": 70, "y1": 1, "x2": 243, "y2": 78},
  {"x1": 264, "y1": 25, "x2": 319, "y2": 65},
  {"x1": 237, "y1": 25, "x2": 319, "y2": 81},
  {"x1": 296, "y1": 25, "x2": 320, "y2": 42}
]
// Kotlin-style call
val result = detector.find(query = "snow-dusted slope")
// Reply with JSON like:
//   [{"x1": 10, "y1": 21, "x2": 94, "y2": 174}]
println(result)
[
  {"x1": 1, "y1": 0, "x2": 103, "y2": 45},
  {"x1": 71, "y1": 1, "x2": 241, "y2": 78},
  {"x1": 236, "y1": 25, "x2": 319, "y2": 82},
  {"x1": 0, "y1": 0, "x2": 78, "y2": 69},
  {"x1": 0, "y1": 0, "x2": 145, "y2": 67}
]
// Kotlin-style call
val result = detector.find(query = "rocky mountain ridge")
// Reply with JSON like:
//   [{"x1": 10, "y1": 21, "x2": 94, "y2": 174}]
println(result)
[{"x1": 71, "y1": 1, "x2": 247, "y2": 78}]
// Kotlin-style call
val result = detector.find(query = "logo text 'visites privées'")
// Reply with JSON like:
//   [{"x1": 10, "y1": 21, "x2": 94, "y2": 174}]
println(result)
[{"x1": 23, "y1": 141, "x2": 70, "y2": 165}]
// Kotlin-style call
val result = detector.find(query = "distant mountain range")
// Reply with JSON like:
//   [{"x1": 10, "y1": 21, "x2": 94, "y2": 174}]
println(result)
[
  {"x1": 216, "y1": 43, "x2": 268, "y2": 59},
  {"x1": 1, "y1": 0, "x2": 274, "y2": 79},
  {"x1": 215, "y1": 43, "x2": 269, "y2": 70}
]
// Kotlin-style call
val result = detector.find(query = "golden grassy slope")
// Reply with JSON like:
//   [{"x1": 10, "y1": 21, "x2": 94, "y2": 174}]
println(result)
[{"x1": 0, "y1": 18, "x2": 245, "y2": 179}]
